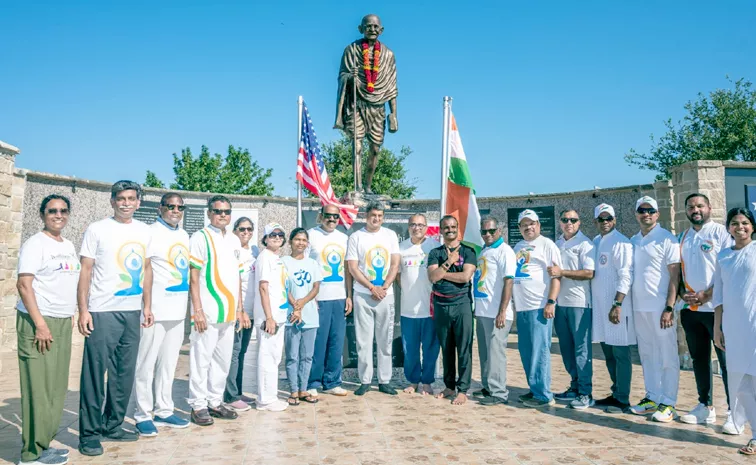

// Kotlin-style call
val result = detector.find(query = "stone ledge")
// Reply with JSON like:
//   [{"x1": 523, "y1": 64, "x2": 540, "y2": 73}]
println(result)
[{"x1": 0, "y1": 141, "x2": 20, "y2": 156}]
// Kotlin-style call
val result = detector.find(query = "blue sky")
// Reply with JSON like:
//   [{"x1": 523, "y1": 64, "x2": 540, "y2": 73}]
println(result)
[{"x1": 2, "y1": 0, "x2": 755, "y2": 199}]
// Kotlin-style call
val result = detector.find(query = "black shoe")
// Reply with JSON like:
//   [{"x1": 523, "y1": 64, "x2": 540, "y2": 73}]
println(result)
[
  {"x1": 208, "y1": 404, "x2": 239, "y2": 420},
  {"x1": 378, "y1": 384, "x2": 397, "y2": 395},
  {"x1": 355, "y1": 384, "x2": 371, "y2": 396},
  {"x1": 479, "y1": 395, "x2": 508, "y2": 406},
  {"x1": 596, "y1": 395, "x2": 630, "y2": 413},
  {"x1": 594, "y1": 395, "x2": 616, "y2": 406},
  {"x1": 191, "y1": 408, "x2": 214, "y2": 426},
  {"x1": 553, "y1": 388, "x2": 578, "y2": 402},
  {"x1": 518, "y1": 392, "x2": 534, "y2": 403},
  {"x1": 102, "y1": 428, "x2": 138, "y2": 442},
  {"x1": 473, "y1": 388, "x2": 491, "y2": 397},
  {"x1": 78, "y1": 439, "x2": 104, "y2": 456}
]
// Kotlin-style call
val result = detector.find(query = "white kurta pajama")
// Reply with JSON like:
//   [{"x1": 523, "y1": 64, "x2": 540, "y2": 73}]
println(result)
[
  {"x1": 714, "y1": 242, "x2": 756, "y2": 439},
  {"x1": 592, "y1": 230, "x2": 635, "y2": 346}
]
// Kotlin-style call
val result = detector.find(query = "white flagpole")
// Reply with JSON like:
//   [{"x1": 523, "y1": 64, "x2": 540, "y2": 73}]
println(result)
[
  {"x1": 296, "y1": 96, "x2": 304, "y2": 227},
  {"x1": 440, "y1": 96, "x2": 452, "y2": 217}
]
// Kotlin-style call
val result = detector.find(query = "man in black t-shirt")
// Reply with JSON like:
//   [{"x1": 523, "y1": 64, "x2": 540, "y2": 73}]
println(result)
[{"x1": 427, "y1": 215, "x2": 477, "y2": 405}]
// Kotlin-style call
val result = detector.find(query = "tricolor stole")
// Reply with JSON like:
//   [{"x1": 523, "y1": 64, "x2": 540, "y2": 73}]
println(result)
[{"x1": 190, "y1": 228, "x2": 236, "y2": 323}]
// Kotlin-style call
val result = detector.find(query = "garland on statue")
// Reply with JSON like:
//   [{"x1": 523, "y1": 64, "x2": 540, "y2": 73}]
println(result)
[{"x1": 361, "y1": 40, "x2": 381, "y2": 93}]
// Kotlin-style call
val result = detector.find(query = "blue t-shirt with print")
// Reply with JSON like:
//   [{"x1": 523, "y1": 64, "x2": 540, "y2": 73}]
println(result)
[{"x1": 281, "y1": 256, "x2": 323, "y2": 328}]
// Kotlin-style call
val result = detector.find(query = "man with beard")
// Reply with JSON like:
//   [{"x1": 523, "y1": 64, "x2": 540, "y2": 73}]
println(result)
[
  {"x1": 428, "y1": 215, "x2": 477, "y2": 405},
  {"x1": 677, "y1": 194, "x2": 739, "y2": 434}
]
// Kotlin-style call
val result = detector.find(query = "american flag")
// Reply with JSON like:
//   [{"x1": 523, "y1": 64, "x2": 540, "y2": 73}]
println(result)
[{"x1": 296, "y1": 102, "x2": 358, "y2": 227}]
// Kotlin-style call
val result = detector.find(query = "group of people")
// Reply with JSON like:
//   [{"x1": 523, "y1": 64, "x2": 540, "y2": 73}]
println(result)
[{"x1": 13, "y1": 179, "x2": 756, "y2": 464}]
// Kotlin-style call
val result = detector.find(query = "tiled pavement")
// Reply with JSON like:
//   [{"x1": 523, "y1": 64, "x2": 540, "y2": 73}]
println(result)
[{"x1": 0, "y1": 333, "x2": 752, "y2": 465}]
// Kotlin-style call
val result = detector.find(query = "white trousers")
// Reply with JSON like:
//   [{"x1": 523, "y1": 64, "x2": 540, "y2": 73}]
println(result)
[
  {"x1": 729, "y1": 373, "x2": 756, "y2": 440},
  {"x1": 634, "y1": 310, "x2": 680, "y2": 406},
  {"x1": 354, "y1": 293, "x2": 395, "y2": 384},
  {"x1": 133, "y1": 320, "x2": 185, "y2": 422},
  {"x1": 187, "y1": 322, "x2": 235, "y2": 410},
  {"x1": 256, "y1": 325, "x2": 285, "y2": 406}
]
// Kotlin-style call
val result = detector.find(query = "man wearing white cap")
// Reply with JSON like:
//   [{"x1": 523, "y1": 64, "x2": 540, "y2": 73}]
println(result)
[
  {"x1": 629, "y1": 196, "x2": 681, "y2": 422},
  {"x1": 591, "y1": 203, "x2": 635, "y2": 414},
  {"x1": 513, "y1": 209, "x2": 562, "y2": 408}
]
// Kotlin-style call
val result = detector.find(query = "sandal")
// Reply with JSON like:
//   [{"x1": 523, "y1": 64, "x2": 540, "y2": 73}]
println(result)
[
  {"x1": 287, "y1": 396, "x2": 300, "y2": 406},
  {"x1": 300, "y1": 395, "x2": 319, "y2": 404},
  {"x1": 739, "y1": 439, "x2": 756, "y2": 455}
]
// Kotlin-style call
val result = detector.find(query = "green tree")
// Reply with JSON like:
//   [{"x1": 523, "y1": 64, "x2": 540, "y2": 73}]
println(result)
[
  {"x1": 314, "y1": 136, "x2": 417, "y2": 199},
  {"x1": 625, "y1": 78, "x2": 756, "y2": 180},
  {"x1": 144, "y1": 145, "x2": 274, "y2": 195}
]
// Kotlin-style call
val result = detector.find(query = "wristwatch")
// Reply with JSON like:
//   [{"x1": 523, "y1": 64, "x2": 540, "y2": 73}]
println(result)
[
  {"x1": 663, "y1": 306, "x2": 674, "y2": 313},
  {"x1": 613, "y1": 300, "x2": 622, "y2": 307},
  {"x1": 547, "y1": 298, "x2": 556, "y2": 305}
]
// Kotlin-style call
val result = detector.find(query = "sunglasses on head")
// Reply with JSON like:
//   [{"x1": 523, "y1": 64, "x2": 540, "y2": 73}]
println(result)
[
  {"x1": 409, "y1": 222, "x2": 427, "y2": 228},
  {"x1": 236, "y1": 227, "x2": 253, "y2": 233},
  {"x1": 480, "y1": 228, "x2": 497, "y2": 236},
  {"x1": 211, "y1": 208, "x2": 232, "y2": 216},
  {"x1": 163, "y1": 204, "x2": 186, "y2": 211},
  {"x1": 46, "y1": 208, "x2": 69, "y2": 215},
  {"x1": 560, "y1": 218, "x2": 579, "y2": 224},
  {"x1": 597, "y1": 216, "x2": 614, "y2": 223},
  {"x1": 637, "y1": 207, "x2": 657, "y2": 215},
  {"x1": 323, "y1": 213, "x2": 340, "y2": 220},
  {"x1": 268, "y1": 231, "x2": 285, "y2": 238}
]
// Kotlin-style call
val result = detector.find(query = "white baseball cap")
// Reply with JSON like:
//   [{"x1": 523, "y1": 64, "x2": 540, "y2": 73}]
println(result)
[
  {"x1": 635, "y1": 196, "x2": 659, "y2": 211},
  {"x1": 263, "y1": 222, "x2": 285, "y2": 236},
  {"x1": 594, "y1": 203, "x2": 616, "y2": 219},
  {"x1": 518, "y1": 209, "x2": 539, "y2": 223}
]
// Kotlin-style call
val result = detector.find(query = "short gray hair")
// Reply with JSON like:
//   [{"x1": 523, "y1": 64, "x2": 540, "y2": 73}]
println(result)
[
  {"x1": 408, "y1": 213, "x2": 427, "y2": 224},
  {"x1": 111, "y1": 180, "x2": 142, "y2": 200},
  {"x1": 365, "y1": 200, "x2": 385, "y2": 214}
]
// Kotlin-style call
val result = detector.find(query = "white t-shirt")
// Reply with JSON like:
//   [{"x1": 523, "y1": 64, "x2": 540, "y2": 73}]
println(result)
[
  {"x1": 80, "y1": 218, "x2": 151, "y2": 312},
  {"x1": 399, "y1": 237, "x2": 441, "y2": 318},
  {"x1": 555, "y1": 231, "x2": 595, "y2": 308},
  {"x1": 631, "y1": 225, "x2": 680, "y2": 312},
  {"x1": 17, "y1": 232, "x2": 80, "y2": 318},
  {"x1": 189, "y1": 225, "x2": 243, "y2": 324},
  {"x1": 679, "y1": 222, "x2": 733, "y2": 312},
  {"x1": 346, "y1": 227, "x2": 400, "y2": 296},
  {"x1": 474, "y1": 238, "x2": 516, "y2": 320},
  {"x1": 239, "y1": 246, "x2": 255, "y2": 297},
  {"x1": 282, "y1": 256, "x2": 323, "y2": 328},
  {"x1": 307, "y1": 226, "x2": 348, "y2": 302},
  {"x1": 146, "y1": 221, "x2": 190, "y2": 321},
  {"x1": 253, "y1": 248, "x2": 289, "y2": 324},
  {"x1": 513, "y1": 235, "x2": 563, "y2": 312}
]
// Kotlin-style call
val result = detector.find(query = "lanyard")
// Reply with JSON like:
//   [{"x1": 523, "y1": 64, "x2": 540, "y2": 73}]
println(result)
[{"x1": 679, "y1": 229, "x2": 698, "y2": 311}]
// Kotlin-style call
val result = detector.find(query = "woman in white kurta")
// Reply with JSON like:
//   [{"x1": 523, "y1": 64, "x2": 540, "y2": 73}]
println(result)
[{"x1": 714, "y1": 208, "x2": 756, "y2": 455}]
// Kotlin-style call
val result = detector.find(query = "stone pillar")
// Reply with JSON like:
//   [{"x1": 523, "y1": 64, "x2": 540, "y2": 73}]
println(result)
[
  {"x1": 0, "y1": 141, "x2": 22, "y2": 352},
  {"x1": 653, "y1": 180, "x2": 675, "y2": 233}
]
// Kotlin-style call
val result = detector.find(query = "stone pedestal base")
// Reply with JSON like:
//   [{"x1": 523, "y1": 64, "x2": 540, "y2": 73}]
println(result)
[{"x1": 341, "y1": 191, "x2": 393, "y2": 209}]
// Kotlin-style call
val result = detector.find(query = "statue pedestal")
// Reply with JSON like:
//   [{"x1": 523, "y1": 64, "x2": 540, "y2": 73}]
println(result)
[{"x1": 341, "y1": 191, "x2": 393, "y2": 209}]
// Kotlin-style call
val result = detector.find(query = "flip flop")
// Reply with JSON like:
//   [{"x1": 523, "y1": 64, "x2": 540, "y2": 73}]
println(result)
[
  {"x1": 287, "y1": 396, "x2": 300, "y2": 406},
  {"x1": 301, "y1": 395, "x2": 319, "y2": 404},
  {"x1": 739, "y1": 439, "x2": 756, "y2": 455}
]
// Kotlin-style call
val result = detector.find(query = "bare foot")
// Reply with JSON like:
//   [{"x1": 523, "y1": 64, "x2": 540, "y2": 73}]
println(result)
[
  {"x1": 403, "y1": 384, "x2": 418, "y2": 394},
  {"x1": 435, "y1": 388, "x2": 455, "y2": 399},
  {"x1": 452, "y1": 393, "x2": 468, "y2": 405},
  {"x1": 421, "y1": 384, "x2": 433, "y2": 396}
]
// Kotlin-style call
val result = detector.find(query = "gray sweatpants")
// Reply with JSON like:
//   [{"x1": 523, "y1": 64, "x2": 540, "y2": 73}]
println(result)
[
  {"x1": 476, "y1": 316, "x2": 512, "y2": 401},
  {"x1": 353, "y1": 293, "x2": 395, "y2": 384}
]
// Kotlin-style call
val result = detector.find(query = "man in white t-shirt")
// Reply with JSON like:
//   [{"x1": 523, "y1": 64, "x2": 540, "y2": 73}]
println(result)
[
  {"x1": 133, "y1": 193, "x2": 191, "y2": 437},
  {"x1": 474, "y1": 217, "x2": 516, "y2": 406},
  {"x1": 398, "y1": 213, "x2": 441, "y2": 396},
  {"x1": 677, "y1": 193, "x2": 739, "y2": 433},
  {"x1": 187, "y1": 195, "x2": 250, "y2": 426},
  {"x1": 550, "y1": 209, "x2": 596, "y2": 409},
  {"x1": 306, "y1": 204, "x2": 353, "y2": 397},
  {"x1": 512, "y1": 209, "x2": 562, "y2": 408},
  {"x1": 77, "y1": 181, "x2": 152, "y2": 456},
  {"x1": 628, "y1": 196, "x2": 681, "y2": 423},
  {"x1": 346, "y1": 201, "x2": 401, "y2": 396}
]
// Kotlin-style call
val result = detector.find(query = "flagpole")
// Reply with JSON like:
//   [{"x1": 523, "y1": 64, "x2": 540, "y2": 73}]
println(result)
[
  {"x1": 440, "y1": 96, "x2": 452, "y2": 217},
  {"x1": 296, "y1": 95, "x2": 304, "y2": 227}
]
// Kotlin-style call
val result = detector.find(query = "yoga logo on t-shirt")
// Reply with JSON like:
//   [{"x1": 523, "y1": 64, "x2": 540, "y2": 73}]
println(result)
[
  {"x1": 52, "y1": 254, "x2": 81, "y2": 274},
  {"x1": 165, "y1": 243, "x2": 190, "y2": 292},
  {"x1": 474, "y1": 257, "x2": 488, "y2": 298},
  {"x1": 701, "y1": 240, "x2": 714, "y2": 253},
  {"x1": 279, "y1": 265, "x2": 289, "y2": 310},
  {"x1": 115, "y1": 242, "x2": 146, "y2": 296},
  {"x1": 365, "y1": 246, "x2": 389, "y2": 286},
  {"x1": 320, "y1": 243, "x2": 345, "y2": 282},
  {"x1": 515, "y1": 247, "x2": 533, "y2": 278}
]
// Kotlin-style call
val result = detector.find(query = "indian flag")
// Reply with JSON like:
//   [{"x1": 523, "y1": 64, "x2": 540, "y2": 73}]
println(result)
[{"x1": 445, "y1": 114, "x2": 484, "y2": 251}]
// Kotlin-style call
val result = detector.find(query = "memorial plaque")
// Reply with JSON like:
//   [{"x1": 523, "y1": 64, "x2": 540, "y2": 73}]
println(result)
[
  {"x1": 746, "y1": 185, "x2": 756, "y2": 217},
  {"x1": 133, "y1": 201, "x2": 160, "y2": 225},
  {"x1": 183, "y1": 206, "x2": 207, "y2": 236},
  {"x1": 507, "y1": 206, "x2": 556, "y2": 247}
]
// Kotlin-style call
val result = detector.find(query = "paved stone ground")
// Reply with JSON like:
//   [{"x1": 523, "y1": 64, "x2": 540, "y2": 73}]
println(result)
[{"x1": 0, "y1": 332, "x2": 752, "y2": 465}]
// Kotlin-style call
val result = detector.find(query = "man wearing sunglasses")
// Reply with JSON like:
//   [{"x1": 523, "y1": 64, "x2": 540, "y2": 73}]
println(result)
[
  {"x1": 474, "y1": 217, "x2": 516, "y2": 406},
  {"x1": 591, "y1": 204, "x2": 635, "y2": 414},
  {"x1": 187, "y1": 195, "x2": 250, "y2": 426},
  {"x1": 629, "y1": 196, "x2": 681, "y2": 423},
  {"x1": 133, "y1": 193, "x2": 192, "y2": 437},
  {"x1": 550, "y1": 210, "x2": 595, "y2": 409}
]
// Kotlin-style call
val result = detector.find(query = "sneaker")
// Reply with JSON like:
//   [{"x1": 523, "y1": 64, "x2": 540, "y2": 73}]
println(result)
[
  {"x1": 324, "y1": 386, "x2": 348, "y2": 396},
  {"x1": 226, "y1": 400, "x2": 252, "y2": 412},
  {"x1": 554, "y1": 388, "x2": 578, "y2": 402},
  {"x1": 153, "y1": 414, "x2": 190, "y2": 429},
  {"x1": 570, "y1": 394, "x2": 595, "y2": 410},
  {"x1": 599, "y1": 396, "x2": 630, "y2": 414},
  {"x1": 651, "y1": 404, "x2": 677, "y2": 423},
  {"x1": 209, "y1": 404, "x2": 239, "y2": 419},
  {"x1": 41, "y1": 449, "x2": 69, "y2": 458},
  {"x1": 518, "y1": 392, "x2": 534, "y2": 403},
  {"x1": 102, "y1": 428, "x2": 138, "y2": 442},
  {"x1": 722, "y1": 412, "x2": 744, "y2": 435},
  {"x1": 594, "y1": 395, "x2": 615, "y2": 406},
  {"x1": 355, "y1": 384, "x2": 371, "y2": 396},
  {"x1": 306, "y1": 388, "x2": 319, "y2": 398},
  {"x1": 473, "y1": 388, "x2": 491, "y2": 397},
  {"x1": 523, "y1": 397, "x2": 556, "y2": 408},
  {"x1": 240, "y1": 394, "x2": 256, "y2": 404},
  {"x1": 629, "y1": 397, "x2": 657, "y2": 415},
  {"x1": 135, "y1": 420, "x2": 158, "y2": 437},
  {"x1": 256, "y1": 400, "x2": 288, "y2": 412},
  {"x1": 379, "y1": 384, "x2": 398, "y2": 395},
  {"x1": 20, "y1": 454, "x2": 69, "y2": 464},
  {"x1": 479, "y1": 396, "x2": 508, "y2": 406},
  {"x1": 77, "y1": 439, "x2": 103, "y2": 456},
  {"x1": 191, "y1": 408, "x2": 214, "y2": 426},
  {"x1": 680, "y1": 403, "x2": 715, "y2": 425}
]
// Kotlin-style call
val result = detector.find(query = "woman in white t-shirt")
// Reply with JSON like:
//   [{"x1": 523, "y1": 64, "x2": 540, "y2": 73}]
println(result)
[{"x1": 16, "y1": 194, "x2": 80, "y2": 463}]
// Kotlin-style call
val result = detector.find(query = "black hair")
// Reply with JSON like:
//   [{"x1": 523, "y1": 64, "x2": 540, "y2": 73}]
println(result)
[
  {"x1": 160, "y1": 192, "x2": 184, "y2": 206},
  {"x1": 289, "y1": 227, "x2": 309, "y2": 242},
  {"x1": 440, "y1": 214, "x2": 458, "y2": 226},
  {"x1": 726, "y1": 207, "x2": 756, "y2": 234},
  {"x1": 685, "y1": 193, "x2": 711, "y2": 206},
  {"x1": 111, "y1": 180, "x2": 142, "y2": 200},
  {"x1": 480, "y1": 216, "x2": 498, "y2": 227},
  {"x1": 365, "y1": 200, "x2": 385, "y2": 214},
  {"x1": 558, "y1": 209, "x2": 579, "y2": 218},
  {"x1": 39, "y1": 194, "x2": 71, "y2": 215},
  {"x1": 207, "y1": 195, "x2": 232, "y2": 209},
  {"x1": 233, "y1": 217, "x2": 254, "y2": 230}
]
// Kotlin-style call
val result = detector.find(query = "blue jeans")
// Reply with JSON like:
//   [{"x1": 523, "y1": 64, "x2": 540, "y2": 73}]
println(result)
[
  {"x1": 516, "y1": 309, "x2": 553, "y2": 402},
  {"x1": 554, "y1": 306, "x2": 593, "y2": 395},
  {"x1": 401, "y1": 316, "x2": 440, "y2": 385},
  {"x1": 307, "y1": 299, "x2": 346, "y2": 390},
  {"x1": 285, "y1": 326, "x2": 317, "y2": 393}
]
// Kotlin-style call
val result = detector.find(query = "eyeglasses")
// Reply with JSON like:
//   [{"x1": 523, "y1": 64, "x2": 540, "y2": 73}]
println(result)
[
  {"x1": 46, "y1": 208, "x2": 69, "y2": 215},
  {"x1": 268, "y1": 232, "x2": 285, "y2": 238},
  {"x1": 597, "y1": 216, "x2": 614, "y2": 223},
  {"x1": 560, "y1": 218, "x2": 579, "y2": 224},
  {"x1": 409, "y1": 223, "x2": 427, "y2": 228},
  {"x1": 211, "y1": 208, "x2": 232, "y2": 216},
  {"x1": 637, "y1": 208, "x2": 657, "y2": 215},
  {"x1": 236, "y1": 227, "x2": 253, "y2": 233},
  {"x1": 480, "y1": 228, "x2": 497, "y2": 236},
  {"x1": 163, "y1": 204, "x2": 186, "y2": 211},
  {"x1": 322, "y1": 213, "x2": 340, "y2": 220}
]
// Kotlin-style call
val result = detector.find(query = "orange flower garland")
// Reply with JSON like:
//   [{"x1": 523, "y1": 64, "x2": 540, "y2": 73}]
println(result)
[{"x1": 361, "y1": 40, "x2": 380, "y2": 93}]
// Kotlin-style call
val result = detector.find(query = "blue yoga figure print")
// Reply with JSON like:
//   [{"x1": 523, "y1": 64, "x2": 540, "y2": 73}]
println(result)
[
  {"x1": 166, "y1": 245, "x2": 190, "y2": 292},
  {"x1": 115, "y1": 244, "x2": 145, "y2": 296},
  {"x1": 367, "y1": 246, "x2": 388, "y2": 286},
  {"x1": 321, "y1": 244, "x2": 345, "y2": 282}
]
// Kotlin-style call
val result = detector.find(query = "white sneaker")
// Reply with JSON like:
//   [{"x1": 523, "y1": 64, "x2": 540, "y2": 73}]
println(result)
[
  {"x1": 680, "y1": 403, "x2": 716, "y2": 424},
  {"x1": 722, "y1": 412, "x2": 744, "y2": 435},
  {"x1": 256, "y1": 400, "x2": 288, "y2": 412},
  {"x1": 651, "y1": 404, "x2": 677, "y2": 423},
  {"x1": 306, "y1": 388, "x2": 319, "y2": 398},
  {"x1": 323, "y1": 386, "x2": 348, "y2": 396}
]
